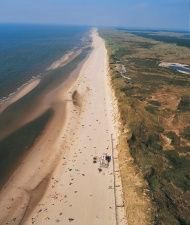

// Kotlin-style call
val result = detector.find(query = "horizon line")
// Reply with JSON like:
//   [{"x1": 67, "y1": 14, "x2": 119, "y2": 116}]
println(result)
[{"x1": 0, "y1": 22, "x2": 189, "y2": 33}]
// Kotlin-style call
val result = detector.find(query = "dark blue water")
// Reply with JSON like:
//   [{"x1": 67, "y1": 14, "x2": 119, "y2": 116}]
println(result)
[{"x1": 0, "y1": 24, "x2": 89, "y2": 98}]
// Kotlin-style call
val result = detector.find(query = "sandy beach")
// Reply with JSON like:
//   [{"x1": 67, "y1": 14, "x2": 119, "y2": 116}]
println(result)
[{"x1": 0, "y1": 30, "x2": 125, "y2": 225}]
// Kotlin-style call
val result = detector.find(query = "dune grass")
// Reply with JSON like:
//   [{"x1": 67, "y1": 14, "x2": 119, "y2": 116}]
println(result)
[{"x1": 100, "y1": 29, "x2": 190, "y2": 225}]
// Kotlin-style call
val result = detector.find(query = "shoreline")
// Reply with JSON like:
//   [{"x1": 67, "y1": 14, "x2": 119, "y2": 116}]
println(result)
[
  {"x1": 0, "y1": 78, "x2": 41, "y2": 113},
  {"x1": 0, "y1": 29, "x2": 125, "y2": 225},
  {"x1": 0, "y1": 43, "x2": 91, "y2": 142},
  {"x1": 0, "y1": 45, "x2": 91, "y2": 115},
  {"x1": 0, "y1": 40, "x2": 91, "y2": 187},
  {"x1": 0, "y1": 30, "x2": 94, "y2": 224},
  {"x1": 0, "y1": 108, "x2": 54, "y2": 188},
  {"x1": 47, "y1": 49, "x2": 83, "y2": 71}
]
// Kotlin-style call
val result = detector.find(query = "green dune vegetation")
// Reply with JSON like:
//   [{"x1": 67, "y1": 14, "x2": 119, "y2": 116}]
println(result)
[{"x1": 100, "y1": 29, "x2": 190, "y2": 225}]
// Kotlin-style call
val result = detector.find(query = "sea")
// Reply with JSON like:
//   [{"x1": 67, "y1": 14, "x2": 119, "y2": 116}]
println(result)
[
  {"x1": 0, "y1": 23, "x2": 90, "y2": 99},
  {"x1": 0, "y1": 24, "x2": 91, "y2": 186}
]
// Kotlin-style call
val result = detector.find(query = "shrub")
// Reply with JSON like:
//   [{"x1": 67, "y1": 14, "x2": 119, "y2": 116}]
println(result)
[
  {"x1": 182, "y1": 126, "x2": 190, "y2": 140},
  {"x1": 178, "y1": 95, "x2": 190, "y2": 111}
]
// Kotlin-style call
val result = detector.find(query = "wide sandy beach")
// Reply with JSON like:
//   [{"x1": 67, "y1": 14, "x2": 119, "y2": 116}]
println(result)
[{"x1": 0, "y1": 30, "x2": 125, "y2": 225}]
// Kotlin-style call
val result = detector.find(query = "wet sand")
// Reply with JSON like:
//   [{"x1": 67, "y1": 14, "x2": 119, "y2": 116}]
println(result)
[
  {"x1": 0, "y1": 78, "x2": 40, "y2": 113},
  {"x1": 47, "y1": 49, "x2": 83, "y2": 71},
  {"x1": 0, "y1": 45, "x2": 89, "y2": 141},
  {"x1": 0, "y1": 30, "x2": 121, "y2": 225}
]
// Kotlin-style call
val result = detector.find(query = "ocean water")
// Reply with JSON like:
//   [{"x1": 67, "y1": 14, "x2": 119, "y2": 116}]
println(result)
[{"x1": 0, "y1": 24, "x2": 90, "y2": 99}]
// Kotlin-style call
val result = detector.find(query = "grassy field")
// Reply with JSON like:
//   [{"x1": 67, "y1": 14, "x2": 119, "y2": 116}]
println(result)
[
  {"x1": 118, "y1": 29, "x2": 190, "y2": 48},
  {"x1": 100, "y1": 29, "x2": 190, "y2": 225}
]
